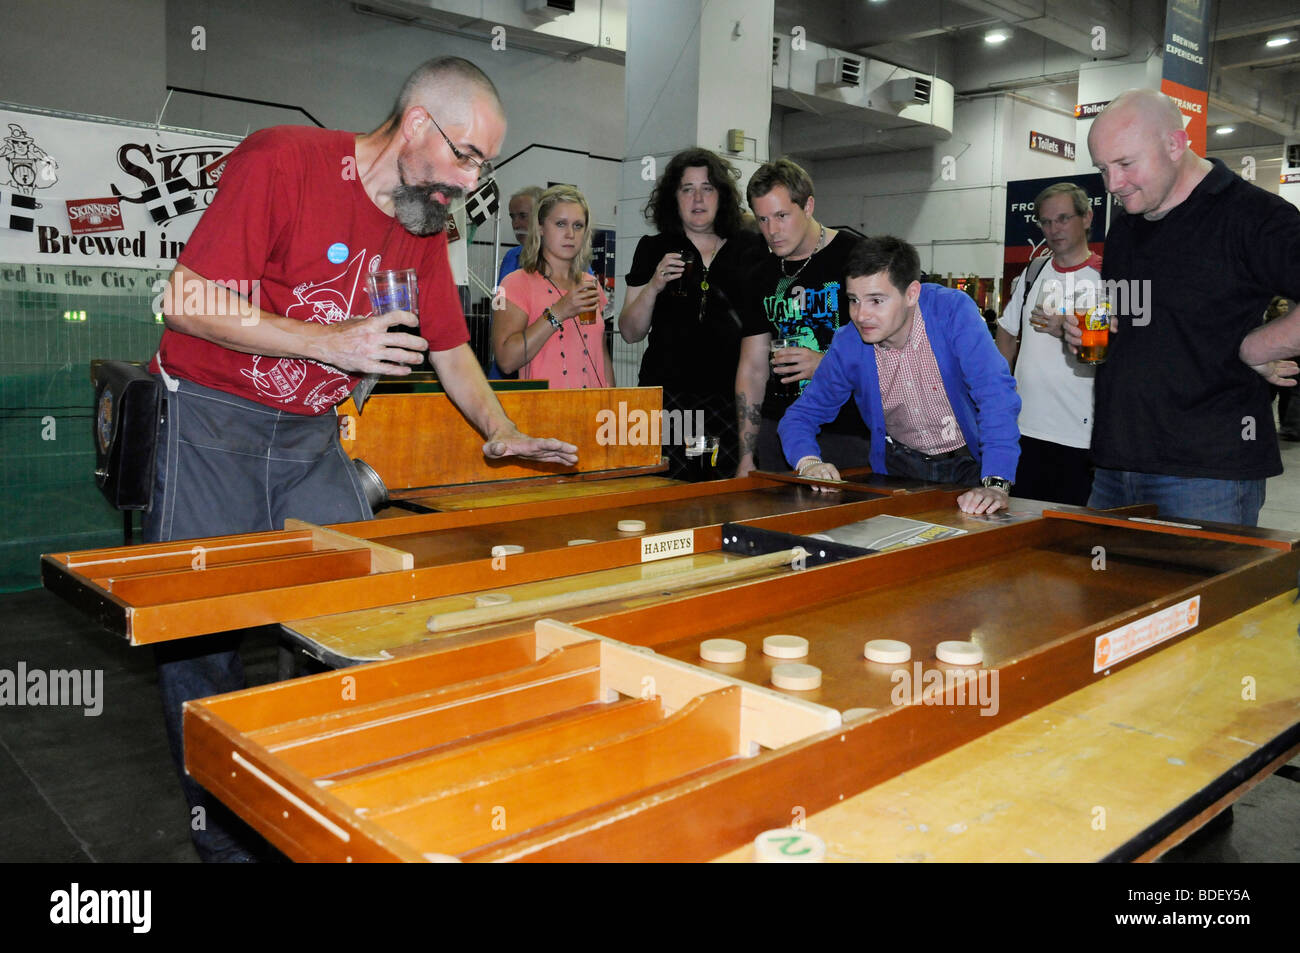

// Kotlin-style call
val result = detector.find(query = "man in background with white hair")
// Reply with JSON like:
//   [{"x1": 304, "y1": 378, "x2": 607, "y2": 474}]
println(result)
[{"x1": 1066, "y1": 88, "x2": 1300, "y2": 526}]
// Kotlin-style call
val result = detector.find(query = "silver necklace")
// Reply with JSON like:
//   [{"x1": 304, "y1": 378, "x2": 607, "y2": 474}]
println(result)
[{"x1": 779, "y1": 224, "x2": 826, "y2": 282}]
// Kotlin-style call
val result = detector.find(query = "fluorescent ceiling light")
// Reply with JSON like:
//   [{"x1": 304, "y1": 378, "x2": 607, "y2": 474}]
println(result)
[
  {"x1": 1215, "y1": 126, "x2": 1235, "y2": 135},
  {"x1": 1265, "y1": 36, "x2": 1293, "y2": 48},
  {"x1": 985, "y1": 30, "x2": 1009, "y2": 44}
]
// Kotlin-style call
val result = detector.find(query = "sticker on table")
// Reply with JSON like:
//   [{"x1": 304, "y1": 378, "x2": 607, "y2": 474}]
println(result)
[
  {"x1": 1093, "y1": 595, "x2": 1200, "y2": 673},
  {"x1": 640, "y1": 530, "x2": 694, "y2": 563}
]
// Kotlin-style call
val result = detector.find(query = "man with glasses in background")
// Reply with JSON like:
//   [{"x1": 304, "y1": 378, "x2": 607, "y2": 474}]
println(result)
[
  {"x1": 148, "y1": 56, "x2": 576, "y2": 861},
  {"x1": 994, "y1": 182, "x2": 1102, "y2": 505}
]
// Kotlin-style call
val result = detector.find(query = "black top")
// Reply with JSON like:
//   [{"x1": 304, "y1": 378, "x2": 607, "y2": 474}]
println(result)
[
  {"x1": 1093, "y1": 159, "x2": 1300, "y2": 480},
  {"x1": 626, "y1": 230, "x2": 767, "y2": 398},
  {"x1": 739, "y1": 230, "x2": 867, "y2": 433}
]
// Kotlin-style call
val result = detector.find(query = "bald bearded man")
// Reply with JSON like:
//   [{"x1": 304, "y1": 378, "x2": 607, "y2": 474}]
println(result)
[
  {"x1": 149, "y1": 57, "x2": 577, "y2": 861},
  {"x1": 1065, "y1": 88, "x2": 1300, "y2": 526}
]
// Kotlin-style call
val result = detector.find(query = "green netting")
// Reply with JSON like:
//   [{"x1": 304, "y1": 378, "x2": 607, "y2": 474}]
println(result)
[{"x1": 0, "y1": 264, "x2": 167, "y2": 591}]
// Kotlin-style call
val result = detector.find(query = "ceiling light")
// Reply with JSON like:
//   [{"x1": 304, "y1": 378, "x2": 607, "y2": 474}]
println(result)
[
  {"x1": 985, "y1": 30, "x2": 1009, "y2": 44},
  {"x1": 1265, "y1": 36, "x2": 1294, "y2": 48},
  {"x1": 1215, "y1": 126, "x2": 1235, "y2": 135}
]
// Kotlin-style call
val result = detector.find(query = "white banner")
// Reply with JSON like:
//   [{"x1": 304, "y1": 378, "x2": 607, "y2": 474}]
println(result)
[{"x1": 0, "y1": 106, "x2": 241, "y2": 270}]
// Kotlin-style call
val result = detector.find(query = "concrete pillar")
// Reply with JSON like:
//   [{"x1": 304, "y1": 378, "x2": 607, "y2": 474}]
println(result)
[{"x1": 614, "y1": 0, "x2": 774, "y2": 384}]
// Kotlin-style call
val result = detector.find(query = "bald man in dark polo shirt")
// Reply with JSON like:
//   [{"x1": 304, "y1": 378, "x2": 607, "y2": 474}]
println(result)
[{"x1": 1066, "y1": 88, "x2": 1300, "y2": 526}]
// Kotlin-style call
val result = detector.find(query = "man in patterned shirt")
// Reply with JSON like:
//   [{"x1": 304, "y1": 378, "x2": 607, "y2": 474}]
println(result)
[{"x1": 779, "y1": 236, "x2": 1021, "y2": 514}]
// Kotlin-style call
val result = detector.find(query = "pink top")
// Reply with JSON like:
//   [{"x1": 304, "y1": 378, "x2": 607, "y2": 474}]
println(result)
[{"x1": 499, "y1": 268, "x2": 609, "y2": 389}]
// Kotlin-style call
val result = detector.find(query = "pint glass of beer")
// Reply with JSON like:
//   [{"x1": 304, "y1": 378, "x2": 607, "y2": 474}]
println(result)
[
  {"x1": 577, "y1": 274, "x2": 600, "y2": 325},
  {"x1": 672, "y1": 248, "x2": 697, "y2": 297},
  {"x1": 770, "y1": 337, "x2": 801, "y2": 398},
  {"x1": 1077, "y1": 295, "x2": 1111, "y2": 365}
]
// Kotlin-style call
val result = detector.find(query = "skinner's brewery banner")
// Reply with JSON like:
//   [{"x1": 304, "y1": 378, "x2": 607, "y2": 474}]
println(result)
[{"x1": 0, "y1": 105, "x2": 241, "y2": 269}]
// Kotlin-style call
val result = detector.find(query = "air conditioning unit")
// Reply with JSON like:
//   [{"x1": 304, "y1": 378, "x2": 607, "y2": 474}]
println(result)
[
  {"x1": 524, "y1": 0, "x2": 574, "y2": 20},
  {"x1": 887, "y1": 77, "x2": 932, "y2": 107},
  {"x1": 815, "y1": 56, "x2": 862, "y2": 89}
]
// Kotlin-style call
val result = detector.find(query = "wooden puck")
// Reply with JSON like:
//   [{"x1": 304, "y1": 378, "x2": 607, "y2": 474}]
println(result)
[
  {"x1": 474, "y1": 593, "x2": 512, "y2": 608},
  {"x1": 762, "y1": 634, "x2": 809, "y2": 659},
  {"x1": 936, "y1": 640, "x2": 984, "y2": 666},
  {"x1": 617, "y1": 519, "x2": 646, "y2": 533},
  {"x1": 567, "y1": 538, "x2": 596, "y2": 546},
  {"x1": 771, "y1": 663, "x2": 821, "y2": 691},
  {"x1": 753, "y1": 829, "x2": 826, "y2": 863},
  {"x1": 699, "y1": 638, "x2": 747, "y2": 664},
  {"x1": 863, "y1": 639, "x2": 911, "y2": 664},
  {"x1": 490, "y1": 544, "x2": 524, "y2": 557},
  {"x1": 842, "y1": 707, "x2": 877, "y2": 722}
]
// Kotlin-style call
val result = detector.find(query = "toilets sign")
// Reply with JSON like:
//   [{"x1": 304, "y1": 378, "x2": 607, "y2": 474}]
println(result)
[{"x1": 1028, "y1": 130, "x2": 1075, "y2": 161}]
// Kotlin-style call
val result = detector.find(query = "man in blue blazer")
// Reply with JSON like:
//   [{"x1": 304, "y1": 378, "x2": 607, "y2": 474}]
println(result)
[{"x1": 779, "y1": 236, "x2": 1021, "y2": 514}]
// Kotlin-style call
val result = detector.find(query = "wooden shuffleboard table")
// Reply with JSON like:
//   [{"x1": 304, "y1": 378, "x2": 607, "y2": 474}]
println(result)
[{"x1": 173, "y1": 499, "x2": 1298, "y2": 862}]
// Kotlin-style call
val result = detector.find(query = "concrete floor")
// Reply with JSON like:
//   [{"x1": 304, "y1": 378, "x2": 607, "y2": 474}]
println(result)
[{"x1": 2, "y1": 441, "x2": 1298, "y2": 863}]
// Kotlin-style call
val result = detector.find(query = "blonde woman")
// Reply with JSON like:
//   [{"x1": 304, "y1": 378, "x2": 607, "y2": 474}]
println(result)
[{"x1": 492, "y1": 185, "x2": 611, "y2": 388}]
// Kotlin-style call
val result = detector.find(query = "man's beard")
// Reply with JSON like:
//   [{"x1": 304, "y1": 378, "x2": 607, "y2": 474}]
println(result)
[{"x1": 394, "y1": 161, "x2": 463, "y2": 236}]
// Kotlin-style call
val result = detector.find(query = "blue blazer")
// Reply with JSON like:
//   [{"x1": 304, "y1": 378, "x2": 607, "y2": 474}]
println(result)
[{"x1": 778, "y1": 283, "x2": 1021, "y2": 480}]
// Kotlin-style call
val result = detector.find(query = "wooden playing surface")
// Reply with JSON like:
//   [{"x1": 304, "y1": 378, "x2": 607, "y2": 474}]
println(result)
[
  {"x1": 42, "y1": 475, "x2": 936, "y2": 645},
  {"x1": 282, "y1": 499, "x2": 1044, "y2": 664},
  {"x1": 181, "y1": 514, "x2": 1299, "y2": 862},
  {"x1": 578, "y1": 518, "x2": 1271, "y2": 712},
  {"x1": 376, "y1": 484, "x2": 854, "y2": 568},
  {"x1": 287, "y1": 552, "x2": 745, "y2": 663},
  {"x1": 711, "y1": 589, "x2": 1300, "y2": 862}
]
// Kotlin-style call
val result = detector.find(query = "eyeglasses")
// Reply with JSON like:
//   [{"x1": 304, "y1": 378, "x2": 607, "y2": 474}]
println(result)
[
  {"x1": 423, "y1": 110, "x2": 494, "y2": 181},
  {"x1": 1036, "y1": 212, "x2": 1080, "y2": 228}
]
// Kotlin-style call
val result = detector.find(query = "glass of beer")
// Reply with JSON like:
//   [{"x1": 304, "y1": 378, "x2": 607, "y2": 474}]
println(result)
[
  {"x1": 354, "y1": 268, "x2": 419, "y2": 409},
  {"x1": 672, "y1": 248, "x2": 697, "y2": 297},
  {"x1": 1077, "y1": 294, "x2": 1111, "y2": 365},
  {"x1": 770, "y1": 336, "x2": 801, "y2": 398},
  {"x1": 577, "y1": 274, "x2": 599, "y2": 325},
  {"x1": 365, "y1": 268, "x2": 418, "y2": 318}
]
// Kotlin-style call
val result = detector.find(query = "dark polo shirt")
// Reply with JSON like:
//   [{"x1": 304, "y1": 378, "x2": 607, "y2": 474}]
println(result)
[{"x1": 1093, "y1": 158, "x2": 1300, "y2": 480}]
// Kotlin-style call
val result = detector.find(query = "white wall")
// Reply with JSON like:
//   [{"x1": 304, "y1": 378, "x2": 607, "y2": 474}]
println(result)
[
  {"x1": 810, "y1": 97, "x2": 990, "y2": 278},
  {"x1": 2, "y1": 0, "x2": 624, "y2": 261},
  {"x1": 4, "y1": 0, "x2": 166, "y2": 123},
  {"x1": 808, "y1": 85, "x2": 1110, "y2": 281}
]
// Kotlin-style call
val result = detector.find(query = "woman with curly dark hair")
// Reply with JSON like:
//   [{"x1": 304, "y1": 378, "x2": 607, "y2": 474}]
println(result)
[{"x1": 618, "y1": 148, "x2": 765, "y2": 480}]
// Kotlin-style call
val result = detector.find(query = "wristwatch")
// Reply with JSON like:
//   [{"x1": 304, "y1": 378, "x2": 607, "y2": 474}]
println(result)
[
  {"x1": 543, "y1": 307, "x2": 562, "y2": 331},
  {"x1": 981, "y1": 476, "x2": 1012, "y2": 492}
]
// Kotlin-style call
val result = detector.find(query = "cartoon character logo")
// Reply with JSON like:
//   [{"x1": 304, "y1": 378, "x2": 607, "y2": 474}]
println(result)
[
  {"x1": 240, "y1": 250, "x2": 368, "y2": 405},
  {"x1": 0, "y1": 124, "x2": 59, "y2": 190}
]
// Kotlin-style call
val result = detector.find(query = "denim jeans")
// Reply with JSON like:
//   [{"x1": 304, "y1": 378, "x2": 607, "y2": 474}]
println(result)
[
  {"x1": 884, "y1": 438, "x2": 981, "y2": 486},
  {"x1": 1087, "y1": 468, "x2": 1266, "y2": 527},
  {"x1": 145, "y1": 376, "x2": 372, "y2": 861}
]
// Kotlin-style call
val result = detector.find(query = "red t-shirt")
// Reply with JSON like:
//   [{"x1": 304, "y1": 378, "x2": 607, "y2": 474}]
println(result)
[{"x1": 154, "y1": 126, "x2": 468, "y2": 415}]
